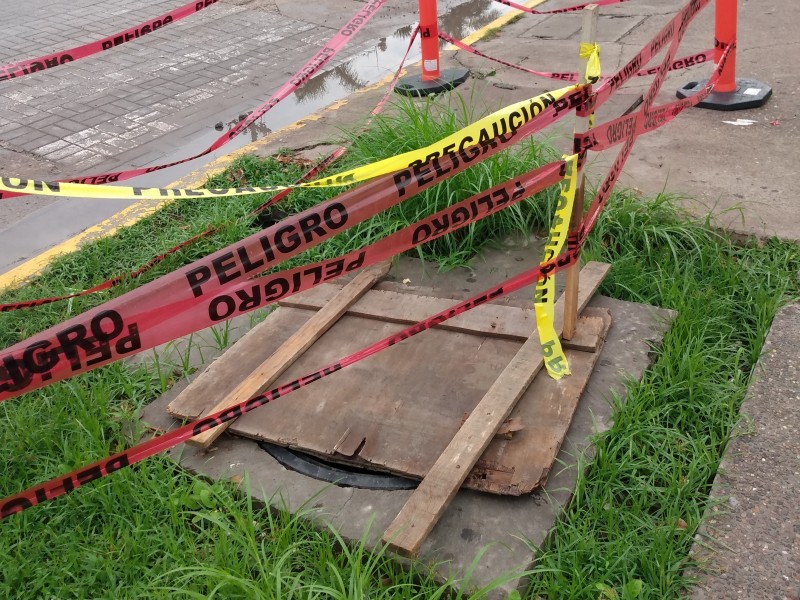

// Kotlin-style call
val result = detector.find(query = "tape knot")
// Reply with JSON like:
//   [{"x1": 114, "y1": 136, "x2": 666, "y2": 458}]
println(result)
[{"x1": 579, "y1": 43, "x2": 601, "y2": 84}]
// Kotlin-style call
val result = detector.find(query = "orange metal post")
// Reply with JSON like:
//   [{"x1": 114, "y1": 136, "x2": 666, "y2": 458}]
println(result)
[
  {"x1": 714, "y1": 0, "x2": 737, "y2": 92},
  {"x1": 675, "y1": 0, "x2": 771, "y2": 110},
  {"x1": 419, "y1": 0, "x2": 441, "y2": 81},
  {"x1": 395, "y1": 0, "x2": 469, "y2": 96}
]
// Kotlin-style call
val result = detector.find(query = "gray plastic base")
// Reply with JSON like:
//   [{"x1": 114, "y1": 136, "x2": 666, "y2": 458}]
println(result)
[
  {"x1": 676, "y1": 77, "x2": 772, "y2": 111},
  {"x1": 395, "y1": 67, "x2": 470, "y2": 97}
]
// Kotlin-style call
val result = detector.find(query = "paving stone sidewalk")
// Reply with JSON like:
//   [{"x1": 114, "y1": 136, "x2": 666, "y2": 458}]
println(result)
[
  {"x1": 0, "y1": 0, "x2": 415, "y2": 176},
  {"x1": 0, "y1": 0, "x2": 507, "y2": 271}
]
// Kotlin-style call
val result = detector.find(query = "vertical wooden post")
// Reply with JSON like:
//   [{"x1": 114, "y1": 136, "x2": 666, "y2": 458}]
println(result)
[{"x1": 562, "y1": 4, "x2": 598, "y2": 341}]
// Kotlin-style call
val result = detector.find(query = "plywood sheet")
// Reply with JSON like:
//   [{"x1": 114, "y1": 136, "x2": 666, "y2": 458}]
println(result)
[
  {"x1": 167, "y1": 265, "x2": 611, "y2": 494},
  {"x1": 228, "y1": 312, "x2": 522, "y2": 477}
]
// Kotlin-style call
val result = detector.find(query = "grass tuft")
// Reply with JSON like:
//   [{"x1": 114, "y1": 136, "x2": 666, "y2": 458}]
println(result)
[{"x1": 0, "y1": 93, "x2": 797, "y2": 599}]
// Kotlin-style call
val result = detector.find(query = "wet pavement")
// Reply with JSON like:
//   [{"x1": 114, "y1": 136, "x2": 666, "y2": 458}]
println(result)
[{"x1": 0, "y1": 0, "x2": 512, "y2": 274}]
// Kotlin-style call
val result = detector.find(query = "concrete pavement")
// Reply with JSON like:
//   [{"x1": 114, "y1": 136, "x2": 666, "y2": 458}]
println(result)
[
  {"x1": 688, "y1": 302, "x2": 799, "y2": 600},
  {"x1": 0, "y1": 0, "x2": 514, "y2": 274}
]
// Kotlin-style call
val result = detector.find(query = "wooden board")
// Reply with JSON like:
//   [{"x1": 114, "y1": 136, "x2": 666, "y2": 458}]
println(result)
[
  {"x1": 465, "y1": 309, "x2": 611, "y2": 495},
  {"x1": 167, "y1": 262, "x2": 390, "y2": 423},
  {"x1": 382, "y1": 267, "x2": 609, "y2": 556},
  {"x1": 227, "y1": 313, "x2": 521, "y2": 475},
  {"x1": 184, "y1": 261, "x2": 391, "y2": 447},
  {"x1": 279, "y1": 284, "x2": 536, "y2": 342},
  {"x1": 168, "y1": 262, "x2": 610, "y2": 497}
]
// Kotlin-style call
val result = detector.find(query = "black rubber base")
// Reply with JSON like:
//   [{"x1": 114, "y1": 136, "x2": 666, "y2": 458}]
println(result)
[
  {"x1": 394, "y1": 67, "x2": 470, "y2": 97},
  {"x1": 259, "y1": 441, "x2": 418, "y2": 490},
  {"x1": 676, "y1": 77, "x2": 773, "y2": 111}
]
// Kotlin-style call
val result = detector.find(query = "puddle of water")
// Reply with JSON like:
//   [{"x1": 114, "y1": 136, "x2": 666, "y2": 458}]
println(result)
[
  {"x1": 136, "y1": 0, "x2": 514, "y2": 188},
  {"x1": 1, "y1": 0, "x2": 522, "y2": 275}
]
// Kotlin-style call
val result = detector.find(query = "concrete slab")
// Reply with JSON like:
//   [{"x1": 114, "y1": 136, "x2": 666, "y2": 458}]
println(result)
[
  {"x1": 141, "y1": 246, "x2": 675, "y2": 596},
  {"x1": 688, "y1": 303, "x2": 799, "y2": 600}
]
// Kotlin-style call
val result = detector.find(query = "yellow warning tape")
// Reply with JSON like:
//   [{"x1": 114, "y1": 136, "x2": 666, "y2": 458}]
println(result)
[
  {"x1": 0, "y1": 86, "x2": 576, "y2": 200},
  {"x1": 579, "y1": 43, "x2": 601, "y2": 84},
  {"x1": 579, "y1": 43, "x2": 600, "y2": 127},
  {"x1": 534, "y1": 153, "x2": 578, "y2": 380}
]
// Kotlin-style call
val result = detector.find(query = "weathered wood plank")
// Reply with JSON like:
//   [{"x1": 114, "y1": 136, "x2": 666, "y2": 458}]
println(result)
[
  {"x1": 279, "y1": 285, "x2": 536, "y2": 341},
  {"x1": 382, "y1": 262, "x2": 610, "y2": 556},
  {"x1": 168, "y1": 261, "x2": 391, "y2": 447},
  {"x1": 563, "y1": 4, "x2": 599, "y2": 341},
  {"x1": 466, "y1": 309, "x2": 611, "y2": 495}
]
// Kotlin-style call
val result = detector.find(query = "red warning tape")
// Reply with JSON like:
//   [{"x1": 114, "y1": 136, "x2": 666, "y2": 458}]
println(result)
[
  {"x1": 575, "y1": 45, "x2": 732, "y2": 155},
  {"x1": 0, "y1": 86, "x2": 586, "y2": 401},
  {"x1": 494, "y1": 0, "x2": 631, "y2": 15},
  {"x1": 593, "y1": 0, "x2": 710, "y2": 109},
  {"x1": 0, "y1": 0, "x2": 387, "y2": 201},
  {"x1": 0, "y1": 0, "x2": 218, "y2": 83},
  {"x1": 0, "y1": 0, "x2": 724, "y2": 517},
  {"x1": 0, "y1": 150, "x2": 342, "y2": 313},
  {"x1": 442, "y1": 32, "x2": 714, "y2": 84},
  {"x1": 579, "y1": 0, "x2": 716, "y2": 239},
  {"x1": 0, "y1": 27, "x2": 420, "y2": 313},
  {"x1": 0, "y1": 162, "x2": 572, "y2": 519}
]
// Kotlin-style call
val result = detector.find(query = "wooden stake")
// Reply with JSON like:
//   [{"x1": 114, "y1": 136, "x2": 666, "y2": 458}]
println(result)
[
  {"x1": 186, "y1": 261, "x2": 391, "y2": 448},
  {"x1": 382, "y1": 262, "x2": 610, "y2": 556},
  {"x1": 562, "y1": 4, "x2": 599, "y2": 341}
]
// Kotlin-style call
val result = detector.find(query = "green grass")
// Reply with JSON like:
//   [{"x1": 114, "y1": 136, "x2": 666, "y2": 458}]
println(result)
[
  {"x1": 524, "y1": 194, "x2": 799, "y2": 598},
  {"x1": 0, "y1": 93, "x2": 560, "y2": 599},
  {"x1": 0, "y1": 92, "x2": 798, "y2": 599}
]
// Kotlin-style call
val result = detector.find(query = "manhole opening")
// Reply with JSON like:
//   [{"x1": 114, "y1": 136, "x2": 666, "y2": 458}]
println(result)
[{"x1": 259, "y1": 442, "x2": 418, "y2": 491}]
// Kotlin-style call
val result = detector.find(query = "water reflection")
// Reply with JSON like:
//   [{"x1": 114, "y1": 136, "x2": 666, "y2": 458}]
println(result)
[
  {"x1": 439, "y1": 0, "x2": 504, "y2": 40},
  {"x1": 293, "y1": 0, "x2": 507, "y2": 105},
  {"x1": 225, "y1": 115, "x2": 272, "y2": 142},
  {"x1": 204, "y1": 0, "x2": 515, "y2": 153},
  {"x1": 295, "y1": 61, "x2": 369, "y2": 102}
]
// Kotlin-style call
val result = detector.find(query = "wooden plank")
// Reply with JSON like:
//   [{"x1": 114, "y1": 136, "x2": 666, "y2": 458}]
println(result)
[
  {"x1": 279, "y1": 285, "x2": 536, "y2": 341},
  {"x1": 227, "y1": 315, "x2": 521, "y2": 475},
  {"x1": 382, "y1": 261, "x2": 610, "y2": 556},
  {"x1": 561, "y1": 311, "x2": 605, "y2": 352},
  {"x1": 166, "y1": 309, "x2": 307, "y2": 421},
  {"x1": 563, "y1": 3, "x2": 599, "y2": 340},
  {"x1": 179, "y1": 261, "x2": 391, "y2": 448},
  {"x1": 466, "y1": 309, "x2": 611, "y2": 495}
]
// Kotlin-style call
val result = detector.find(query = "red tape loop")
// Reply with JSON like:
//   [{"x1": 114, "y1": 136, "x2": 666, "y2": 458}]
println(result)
[
  {"x1": 0, "y1": 166, "x2": 574, "y2": 520},
  {"x1": 0, "y1": 0, "x2": 719, "y2": 517}
]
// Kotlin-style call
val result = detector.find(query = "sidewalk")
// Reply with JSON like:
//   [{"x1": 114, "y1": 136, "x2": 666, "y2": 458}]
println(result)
[
  {"x1": 0, "y1": 0, "x2": 510, "y2": 274},
  {"x1": 2, "y1": 0, "x2": 796, "y2": 282},
  {"x1": 688, "y1": 303, "x2": 799, "y2": 600}
]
